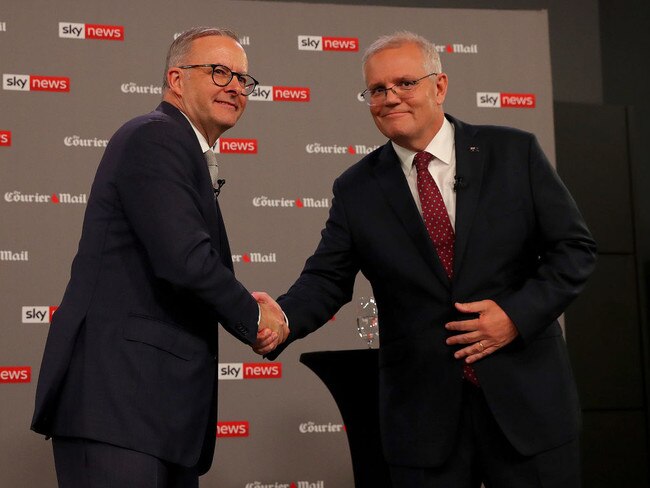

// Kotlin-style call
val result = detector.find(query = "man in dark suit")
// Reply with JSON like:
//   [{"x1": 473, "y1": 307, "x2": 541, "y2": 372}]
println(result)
[
  {"x1": 31, "y1": 27, "x2": 288, "y2": 488},
  {"x1": 256, "y1": 31, "x2": 596, "y2": 487}
]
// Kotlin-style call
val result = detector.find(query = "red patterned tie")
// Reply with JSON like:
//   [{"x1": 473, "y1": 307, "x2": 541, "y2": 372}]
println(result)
[{"x1": 414, "y1": 151, "x2": 479, "y2": 386}]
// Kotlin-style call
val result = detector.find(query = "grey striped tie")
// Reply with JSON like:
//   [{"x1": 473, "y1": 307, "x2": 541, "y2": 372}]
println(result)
[{"x1": 204, "y1": 149, "x2": 219, "y2": 188}]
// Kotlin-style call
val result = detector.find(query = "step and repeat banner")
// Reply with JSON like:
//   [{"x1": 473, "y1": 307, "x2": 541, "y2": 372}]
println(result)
[{"x1": 0, "y1": 1, "x2": 553, "y2": 486}]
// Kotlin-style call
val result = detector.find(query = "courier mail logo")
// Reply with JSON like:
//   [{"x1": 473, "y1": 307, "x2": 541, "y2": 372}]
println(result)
[
  {"x1": 477, "y1": 92, "x2": 536, "y2": 109},
  {"x1": 218, "y1": 362, "x2": 282, "y2": 380},
  {"x1": 59, "y1": 22, "x2": 124, "y2": 41},
  {"x1": 248, "y1": 85, "x2": 310, "y2": 102},
  {"x1": 252, "y1": 196, "x2": 330, "y2": 209},
  {"x1": 216, "y1": 421, "x2": 249, "y2": 437},
  {"x1": 0, "y1": 366, "x2": 31, "y2": 383},
  {"x1": 215, "y1": 138, "x2": 257, "y2": 154},
  {"x1": 22, "y1": 306, "x2": 58, "y2": 324},
  {"x1": 298, "y1": 35, "x2": 359, "y2": 52},
  {"x1": 0, "y1": 130, "x2": 10, "y2": 146},
  {"x1": 3, "y1": 74, "x2": 70, "y2": 93},
  {"x1": 232, "y1": 252, "x2": 277, "y2": 264},
  {"x1": 4, "y1": 191, "x2": 88, "y2": 204}
]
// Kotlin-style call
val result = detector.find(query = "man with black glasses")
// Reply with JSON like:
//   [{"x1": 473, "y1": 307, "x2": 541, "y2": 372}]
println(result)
[
  {"x1": 260, "y1": 31, "x2": 596, "y2": 487},
  {"x1": 31, "y1": 27, "x2": 288, "y2": 488}
]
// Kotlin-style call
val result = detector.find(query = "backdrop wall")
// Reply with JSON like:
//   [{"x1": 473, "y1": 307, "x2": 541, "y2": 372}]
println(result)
[{"x1": 1, "y1": 2, "x2": 554, "y2": 486}]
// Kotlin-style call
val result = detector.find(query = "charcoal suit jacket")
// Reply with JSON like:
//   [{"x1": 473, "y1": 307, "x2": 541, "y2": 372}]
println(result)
[
  {"x1": 31, "y1": 101, "x2": 259, "y2": 474},
  {"x1": 268, "y1": 114, "x2": 597, "y2": 467}
]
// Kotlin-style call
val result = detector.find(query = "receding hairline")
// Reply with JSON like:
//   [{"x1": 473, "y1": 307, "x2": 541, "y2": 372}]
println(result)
[
  {"x1": 362, "y1": 31, "x2": 442, "y2": 80},
  {"x1": 162, "y1": 26, "x2": 244, "y2": 90}
]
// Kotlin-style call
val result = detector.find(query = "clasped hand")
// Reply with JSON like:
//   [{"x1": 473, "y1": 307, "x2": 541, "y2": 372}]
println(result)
[{"x1": 252, "y1": 291, "x2": 289, "y2": 355}]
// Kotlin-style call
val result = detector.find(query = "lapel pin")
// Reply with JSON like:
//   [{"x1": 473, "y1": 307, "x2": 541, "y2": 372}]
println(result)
[{"x1": 468, "y1": 146, "x2": 480, "y2": 153}]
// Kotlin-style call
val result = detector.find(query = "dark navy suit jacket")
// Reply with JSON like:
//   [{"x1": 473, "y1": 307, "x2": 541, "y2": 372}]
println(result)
[
  {"x1": 32, "y1": 102, "x2": 259, "y2": 474},
  {"x1": 269, "y1": 114, "x2": 597, "y2": 467}
]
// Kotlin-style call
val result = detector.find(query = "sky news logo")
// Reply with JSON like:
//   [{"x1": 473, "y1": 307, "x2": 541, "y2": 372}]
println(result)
[
  {"x1": 218, "y1": 362, "x2": 282, "y2": 380},
  {"x1": 3, "y1": 74, "x2": 70, "y2": 92},
  {"x1": 248, "y1": 86, "x2": 310, "y2": 102},
  {"x1": 22, "y1": 306, "x2": 58, "y2": 324},
  {"x1": 476, "y1": 92, "x2": 536, "y2": 109},
  {"x1": 59, "y1": 22, "x2": 124, "y2": 41},
  {"x1": 0, "y1": 130, "x2": 10, "y2": 146},
  {"x1": 298, "y1": 35, "x2": 358, "y2": 51},
  {"x1": 0, "y1": 367, "x2": 31, "y2": 383},
  {"x1": 217, "y1": 421, "x2": 249, "y2": 437},
  {"x1": 216, "y1": 138, "x2": 257, "y2": 154}
]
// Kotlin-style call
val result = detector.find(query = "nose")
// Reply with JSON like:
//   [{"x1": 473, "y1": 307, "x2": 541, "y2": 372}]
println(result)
[
  {"x1": 223, "y1": 76, "x2": 242, "y2": 95},
  {"x1": 384, "y1": 87, "x2": 401, "y2": 105}
]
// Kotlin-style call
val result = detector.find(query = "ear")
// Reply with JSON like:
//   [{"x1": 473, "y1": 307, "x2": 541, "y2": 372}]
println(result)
[
  {"x1": 435, "y1": 73, "x2": 448, "y2": 104},
  {"x1": 166, "y1": 67, "x2": 184, "y2": 96}
]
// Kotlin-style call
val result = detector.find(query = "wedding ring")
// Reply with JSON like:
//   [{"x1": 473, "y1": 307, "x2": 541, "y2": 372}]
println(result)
[{"x1": 478, "y1": 341, "x2": 485, "y2": 352}]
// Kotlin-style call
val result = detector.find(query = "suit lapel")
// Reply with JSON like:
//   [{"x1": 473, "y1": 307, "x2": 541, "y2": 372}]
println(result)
[
  {"x1": 371, "y1": 142, "x2": 451, "y2": 287},
  {"x1": 449, "y1": 115, "x2": 485, "y2": 279},
  {"x1": 156, "y1": 102, "x2": 234, "y2": 271}
]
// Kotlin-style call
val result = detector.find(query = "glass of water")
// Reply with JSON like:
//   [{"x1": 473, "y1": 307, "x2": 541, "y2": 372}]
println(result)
[{"x1": 357, "y1": 296, "x2": 379, "y2": 348}]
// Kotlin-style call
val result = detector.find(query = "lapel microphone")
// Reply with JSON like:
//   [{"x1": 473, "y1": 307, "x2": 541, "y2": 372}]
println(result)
[
  {"x1": 214, "y1": 179, "x2": 226, "y2": 197},
  {"x1": 453, "y1": 175, "x2": 467, "y2": 192}
]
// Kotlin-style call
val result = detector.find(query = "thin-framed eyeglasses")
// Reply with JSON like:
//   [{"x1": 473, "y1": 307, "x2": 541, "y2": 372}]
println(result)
[
  {"x1": 178, "y1": 64, "x2": 259, "y2": 96},
  {"x1": 360, "y1": 72, "x2": 438, "y2": 106}
]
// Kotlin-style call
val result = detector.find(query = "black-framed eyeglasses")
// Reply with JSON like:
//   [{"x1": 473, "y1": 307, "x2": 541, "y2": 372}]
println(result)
[
  {"x1": 178, "y1": 64, "x2": 259, "y2": 96},
  {"x1": 360, "y1": 72, "x2": 438, "y2": 106}
]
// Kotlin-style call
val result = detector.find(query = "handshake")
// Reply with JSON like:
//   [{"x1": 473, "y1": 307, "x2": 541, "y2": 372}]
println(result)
[{"x1": 252, "y1": 291, "x2": 289, "y2": 355}]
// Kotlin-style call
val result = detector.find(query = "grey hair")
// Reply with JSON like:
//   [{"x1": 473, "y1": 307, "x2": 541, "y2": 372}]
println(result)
[
  {"x1": 162, "y1": 27, "x2": 240, "y2": 90},
  {"x1": 362, "y1": 31, "x2": 442, "y2": 80}
]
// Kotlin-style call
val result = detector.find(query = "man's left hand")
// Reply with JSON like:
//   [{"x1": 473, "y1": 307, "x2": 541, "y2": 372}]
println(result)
[{"x1": 445, "y1": 300, "x2": 518, "y2": 364}]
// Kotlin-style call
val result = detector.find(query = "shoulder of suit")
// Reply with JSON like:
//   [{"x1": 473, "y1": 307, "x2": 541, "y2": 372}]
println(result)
[
  {"x1": 335, "y1": 141, "x2": 389, "y2": 182},
  {"x1": 112, "y1": 105, "x2": 190, "y2": 145},
  {"x1": 447, "y1": 113, "x2": 534, "y2": 143}
]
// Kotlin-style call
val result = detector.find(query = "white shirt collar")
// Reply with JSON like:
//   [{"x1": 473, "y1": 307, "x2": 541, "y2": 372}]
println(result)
[
  {"x1": 178, "y1": 110, "x2": 217, "y2": 153},
  {"x1": 392, "y1": 116, "x2": 455, "y2": 176}
]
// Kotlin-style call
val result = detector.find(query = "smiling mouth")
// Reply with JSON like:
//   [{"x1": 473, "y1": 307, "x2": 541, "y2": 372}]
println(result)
[{"x1": 215, "y1": 100, "x2": 237, "y2": 109}]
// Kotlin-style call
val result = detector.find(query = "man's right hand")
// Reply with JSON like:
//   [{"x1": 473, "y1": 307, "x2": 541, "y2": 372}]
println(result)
[{"x1": 253, "y1": 291, "x2": 289, "y2": 354}]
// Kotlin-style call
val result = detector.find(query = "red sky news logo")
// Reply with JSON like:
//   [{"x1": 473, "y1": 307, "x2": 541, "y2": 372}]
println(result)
[
  {"x1": 0, "y1": 367, "x2": 31, "y2": 383},
  {"x1": 216, "y1": 421, "x2": 249, "y2": 437},
  {"x1": 218, "y1": 362, "x2": 282, "y2": 380},
  {"x1": 3, "y1": 74, "x2": 70, "y2": 92},
  {"x1": 248, "y1": 85, "x2": 310, "y2": 102},
  {"x1": 298, "y1": 35, "x2": 358, "y2": 51},
  {"x1": 59, "y1": 22, "x2": 124, "y2": 41},
  {"x1": 0, "y1": 131, "x2": 10, "y2": 146},
  {"x1": 476, "y1": 92, "x2": 536, "y2": 108},
  {"x1": 22, "y1": 306, "x2": 58, "y2": 323},
  {"x1": 215, "y1": 138, "x2": 257, "y2": 154}
]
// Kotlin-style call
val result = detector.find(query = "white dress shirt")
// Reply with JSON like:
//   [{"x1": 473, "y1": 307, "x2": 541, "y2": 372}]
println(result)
[{"x1": 392, "y1": 117, "x2": 457, "y2": 229}]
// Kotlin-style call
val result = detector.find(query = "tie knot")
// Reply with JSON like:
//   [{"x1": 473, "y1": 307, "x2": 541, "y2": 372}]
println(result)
[
  {"x1": 204, "y1": 149, "x2": 219, "y2": 187},
  {"x1": 414, "y1": 151, "x2": 433, "y2": 173},
  {"x1": 204, "y1": 149, "x2": 218, "y2": 166}
]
